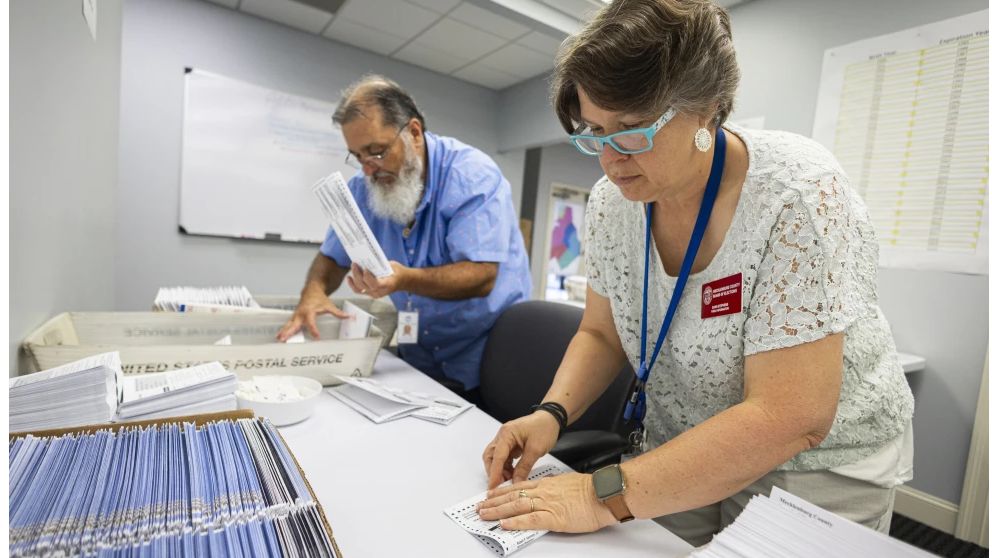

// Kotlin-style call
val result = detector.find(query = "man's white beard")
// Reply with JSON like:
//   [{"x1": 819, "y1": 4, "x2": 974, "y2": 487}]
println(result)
[{"x1": 366, "y1": 135, "x2": 424, "y2": 225}]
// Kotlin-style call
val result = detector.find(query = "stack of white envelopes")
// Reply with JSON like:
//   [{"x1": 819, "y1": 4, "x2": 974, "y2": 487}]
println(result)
[
  {"x1": 9, "y1": 352, "x2": 123, "y2": 431},
  {"x1": 691, "y1": 487, "x2": 935, "y2": 557},
  {"x1": 10, "y1": 353, "x2": 239, "y2": 431},
  {"x1": 117, "y1": 361, "x2": 238, "y2": 420},
  {"x1": 153, "y1": 285, "x2": 260, "y2": 311}
]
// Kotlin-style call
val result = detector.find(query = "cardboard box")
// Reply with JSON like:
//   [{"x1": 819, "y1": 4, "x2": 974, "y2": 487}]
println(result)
[
  {"x1": 22, "y1": 311, "x2": 381, "y2": 386},
  {"x1": 255, "y1": 295, "x2": 398, "y2": 344},
  {"x1": 9, "y1": 410, "x2": 343, "y2": 558}
]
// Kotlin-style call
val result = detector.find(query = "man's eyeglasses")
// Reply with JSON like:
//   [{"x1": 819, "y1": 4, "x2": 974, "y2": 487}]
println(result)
[
  {"x1": 569, "y1": 107, "x2": 677, "y2": 156},
  {"x1": 345, "y1": 121, "x2": 410, "y2": 169}
]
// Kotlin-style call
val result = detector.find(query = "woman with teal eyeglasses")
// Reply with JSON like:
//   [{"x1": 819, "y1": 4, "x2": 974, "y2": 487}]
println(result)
[{"x1": 478, "y1": 0, "x2": 914, "y2": 546}]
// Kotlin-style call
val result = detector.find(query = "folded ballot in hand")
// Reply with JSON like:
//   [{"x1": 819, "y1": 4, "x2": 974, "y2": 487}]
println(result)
[
  {"x1": 327, "y1": 375, "x2": 473, "y2": 425},
  {"x1": 312, "y1": 172, "x2": 393, "y2": 279}
]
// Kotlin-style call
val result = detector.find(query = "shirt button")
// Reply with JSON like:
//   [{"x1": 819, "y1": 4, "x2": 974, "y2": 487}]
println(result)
[
  {"x1": 408, "y1": 249, "x2": 414, "y2": 255},
  {"x1": 435, "y1": 346, "x2": 440, "y2": 351}
]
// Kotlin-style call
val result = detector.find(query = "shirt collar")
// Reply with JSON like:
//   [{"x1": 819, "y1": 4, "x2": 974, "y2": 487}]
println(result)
[{"x1": 414, "y1": 131, "x2": 440, "y2": 217}]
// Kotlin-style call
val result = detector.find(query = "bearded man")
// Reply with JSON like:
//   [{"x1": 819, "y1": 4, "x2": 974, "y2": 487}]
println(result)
[{"x1": 277, "y1": 75, "x2": 531, "y2": 402}]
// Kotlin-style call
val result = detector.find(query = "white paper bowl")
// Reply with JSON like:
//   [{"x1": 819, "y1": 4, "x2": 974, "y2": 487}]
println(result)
[{"x1": 236, "y1": 375, "x2": 323, "y2": 426}]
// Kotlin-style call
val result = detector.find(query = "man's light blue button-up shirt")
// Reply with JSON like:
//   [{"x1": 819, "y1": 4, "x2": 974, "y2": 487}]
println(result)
[{"x1": 320, "y1": 132, "x2": 531, "y2": 390}]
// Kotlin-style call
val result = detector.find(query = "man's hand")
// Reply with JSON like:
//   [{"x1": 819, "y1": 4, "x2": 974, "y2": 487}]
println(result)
[
  {"x1": 346, "y1": 262, "x2": 409, "y2": 299},
  {"x1": 276, "y1": 289, "x2": 349, "y2": 341}
]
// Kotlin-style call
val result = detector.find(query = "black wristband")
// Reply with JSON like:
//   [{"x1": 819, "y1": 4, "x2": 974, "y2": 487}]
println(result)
[{"x1": 531, "y1": 402, "x2": 568, "y2": 434}]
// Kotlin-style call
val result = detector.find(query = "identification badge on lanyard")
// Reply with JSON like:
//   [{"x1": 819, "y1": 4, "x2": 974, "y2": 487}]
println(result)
[
  {"x1": 397, "y1": 311, "x2": 418, "y2": 344},
  {"x1": 701, "y1": 273, "x2": 743, "y2": 319},
  {"x1": 398, "y1": 297, "x2": 419, "y2": 344}
]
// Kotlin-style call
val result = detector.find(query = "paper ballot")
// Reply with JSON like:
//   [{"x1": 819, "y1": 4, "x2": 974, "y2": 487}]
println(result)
[
  {"x1": 9, "y1": 352, "x2": 123, "y2": 431},
  {"x1": 444, "y1": 464, "x2": 567, "y2": 556},
  {"x1": 117, "y1": 362, "x2": 238, "y2": 419},
  {"x1": 328, "y1": 375, "x2": 473, "y2": 425},
  {"x1": 9, "y1": 354, "x2": 239, "y2": 431},
  {"x1": 339, "y1": 300, "x2": 374, "y2": 340},
  {"x1": 690, "y1": 487, "x2": 935, "y2": 558},
  {"x1": 312, "y1": 171, "x2": 393, "y2": 278}
]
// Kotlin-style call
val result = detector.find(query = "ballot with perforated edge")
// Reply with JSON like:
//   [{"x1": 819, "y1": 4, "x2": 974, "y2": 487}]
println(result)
[
  {"x1": 312, "y1": 171, "x2": 393, "y2": 278},
  {"x1": 443, "y1": 464, "x2": 567, "y2": 556}
]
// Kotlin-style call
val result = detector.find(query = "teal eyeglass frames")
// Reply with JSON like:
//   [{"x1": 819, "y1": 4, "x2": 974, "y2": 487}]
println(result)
[{"x1": 569, "y1": 107, "x2": 677, "y2": 156}]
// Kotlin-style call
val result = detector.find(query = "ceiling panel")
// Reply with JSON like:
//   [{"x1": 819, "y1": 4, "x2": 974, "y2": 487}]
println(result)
[
  {"x1": 448, "y1": 3, "x2": 530, "y2": 41},
  {"x1": 392, "y1": 41, "x2": 473, "y2": 74},
  {"x1": 516, "y1": 30, "x2": 564, "y2": 56},
  {"x1": 239, "y1": 0, "x2": 334, "y2": 34},
  {"x1": 335, "y1": 0, "x2": 443, "y2": 40},
  {"x1": 413, "y1": 18, "x2": 508, "y2": 63},
  {"x1": 539, "y1": 0, "x2": 602, "y2": 20},
  {"x1": 323, "y1": 17, "x2": 409, "y2": 56},
  {"x1": 405, "y1": 0, "x2": 463, "y2": 13},
  {"x1": 475, "y1": 43, "x2": 554, "y2": 78},
  {"x1": 204, "y1": 0, "x2": 239, "y2": 8},
  {"x1": 453, "y1": 63, "x2": 521, "y2": 90}
]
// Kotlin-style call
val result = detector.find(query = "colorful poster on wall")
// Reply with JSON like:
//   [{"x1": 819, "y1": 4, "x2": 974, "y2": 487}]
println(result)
[{"x1": 543, "y1": 183, "x2": 589, "y2": 301}]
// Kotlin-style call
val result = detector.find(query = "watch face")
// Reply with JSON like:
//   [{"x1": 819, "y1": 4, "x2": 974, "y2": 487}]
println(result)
[{"x1": 593, "y1": 465, "x2": 624, "y2": 499}]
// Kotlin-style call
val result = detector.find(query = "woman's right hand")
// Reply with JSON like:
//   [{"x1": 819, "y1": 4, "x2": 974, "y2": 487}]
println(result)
[{"x1": 482, "y1": 410, "x2": 561, "y2": 489}]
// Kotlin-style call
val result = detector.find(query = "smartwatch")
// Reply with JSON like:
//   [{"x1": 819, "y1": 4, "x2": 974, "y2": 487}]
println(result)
[{"x1": 592, "y1": 464, "x2": 634, "y2": 523}]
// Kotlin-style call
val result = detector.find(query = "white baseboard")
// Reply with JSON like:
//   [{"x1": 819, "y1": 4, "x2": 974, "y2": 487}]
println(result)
[{"x1": 894, "y1": 485, "x2": 959, "y2": 535}]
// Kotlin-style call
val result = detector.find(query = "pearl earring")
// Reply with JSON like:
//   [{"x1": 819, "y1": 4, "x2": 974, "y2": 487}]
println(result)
[{"x1": 694, "y1": 128, "x2": 713, "y2": 152}]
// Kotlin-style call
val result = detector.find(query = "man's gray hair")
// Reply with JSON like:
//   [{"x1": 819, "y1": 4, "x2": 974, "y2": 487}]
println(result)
[
  {"x1": 332, "y1": 74, "x2": 427, "y2": 131},
  {"x1": 551, "y1": 0, "x2": 740, "y2": 133}
]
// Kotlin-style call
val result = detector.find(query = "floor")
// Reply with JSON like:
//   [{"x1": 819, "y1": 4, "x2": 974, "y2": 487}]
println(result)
[{"x1": 890, "y1": 513, "x2": 988, "y2": 558}]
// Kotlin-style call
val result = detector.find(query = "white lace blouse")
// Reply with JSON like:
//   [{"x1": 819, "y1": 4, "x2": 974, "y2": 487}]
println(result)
[{"x1": 584, "y1": 124, "x2": 914, "y2": 471}]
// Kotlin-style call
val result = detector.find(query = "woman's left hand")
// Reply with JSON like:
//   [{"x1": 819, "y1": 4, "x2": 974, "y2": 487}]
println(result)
[{"x1": 476, "y1": 472, "x2": 618, "y2": 533}]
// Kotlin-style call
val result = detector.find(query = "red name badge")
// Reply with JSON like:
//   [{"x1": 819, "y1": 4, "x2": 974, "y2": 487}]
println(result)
[{"x1": 701, "y1": 273, "x2": 743, "y2": 319}]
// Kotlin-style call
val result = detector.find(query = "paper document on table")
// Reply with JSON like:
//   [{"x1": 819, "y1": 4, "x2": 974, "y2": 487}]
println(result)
[
  {"x1": 328, "y1": 375, "x2": 473, "y2": 425},
  {"x1": 690, "y1": 486, "x2": 935, "y2": 558},
  {"x1": 312, "y1": 171, "x2": 393, "y2": 278},
  {"x1": 328, "y1": 376, "x2": 423, "y2": 423},
  {"x1": 409, "y1": 395, "x2": 474, "y2": 425},
  {"x1": 444, "y1": 464, "x2": 566, "y2": 556},
  {"x1": 339, "y1": 300, "x2": 374, "y2": 340},
  {"x1": 9, "y1": 352, "x2": 122, "y2": 431},
  {"x1": 117, "y1": 362, "x2": 237, "y2": 419}
]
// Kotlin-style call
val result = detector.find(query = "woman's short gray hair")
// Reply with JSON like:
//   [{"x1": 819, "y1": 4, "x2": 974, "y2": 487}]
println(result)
[{"x1": 551, "y1": 0, "x2": 740, "y2": 133}]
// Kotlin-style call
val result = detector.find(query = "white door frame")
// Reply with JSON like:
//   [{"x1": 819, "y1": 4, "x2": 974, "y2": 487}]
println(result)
[{"x1": 955, "y1": 349, "x2": 989, "y2": 547}]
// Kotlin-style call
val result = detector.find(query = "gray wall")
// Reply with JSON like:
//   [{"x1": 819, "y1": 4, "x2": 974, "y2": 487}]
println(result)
[
  {"x1": 497, "y1": 0, "x2": 989, "y2": 505},
  {"x1": 530, "y1": 143, "x2": 604, "y2": 294},
  {"x1": 498, "y1": 72, "x2": 563, "y2": 151},
  {"x1": 10, "y1": 0, "x2": 123, "y2": 375},
  {"x1": 116, "y1": 0, "x2": 510, "y2": 310}
]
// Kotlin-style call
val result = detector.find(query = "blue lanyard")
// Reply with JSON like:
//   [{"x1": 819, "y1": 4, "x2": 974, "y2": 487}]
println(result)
[{"x1": 623, "y1": 128, "x2": 727, "y2": 430}]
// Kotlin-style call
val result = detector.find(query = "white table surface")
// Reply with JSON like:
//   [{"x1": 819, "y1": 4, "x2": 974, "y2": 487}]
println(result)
[{"x1": 278, "y1": 351, "x2": 694, "y2": 558}]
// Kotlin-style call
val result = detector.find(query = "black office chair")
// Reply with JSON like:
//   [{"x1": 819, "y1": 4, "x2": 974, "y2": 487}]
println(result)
[{"x1": 479, "y1": 300, "x2": 635, "y2": 473}]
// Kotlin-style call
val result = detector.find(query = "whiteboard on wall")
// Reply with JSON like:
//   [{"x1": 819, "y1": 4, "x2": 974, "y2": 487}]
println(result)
[
  {"x1": 812, "y1": 11, "x2": 989, "y2": 275},
  {"x1": 179, "y1": 69, "x2": 350, "y2": 244}
]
